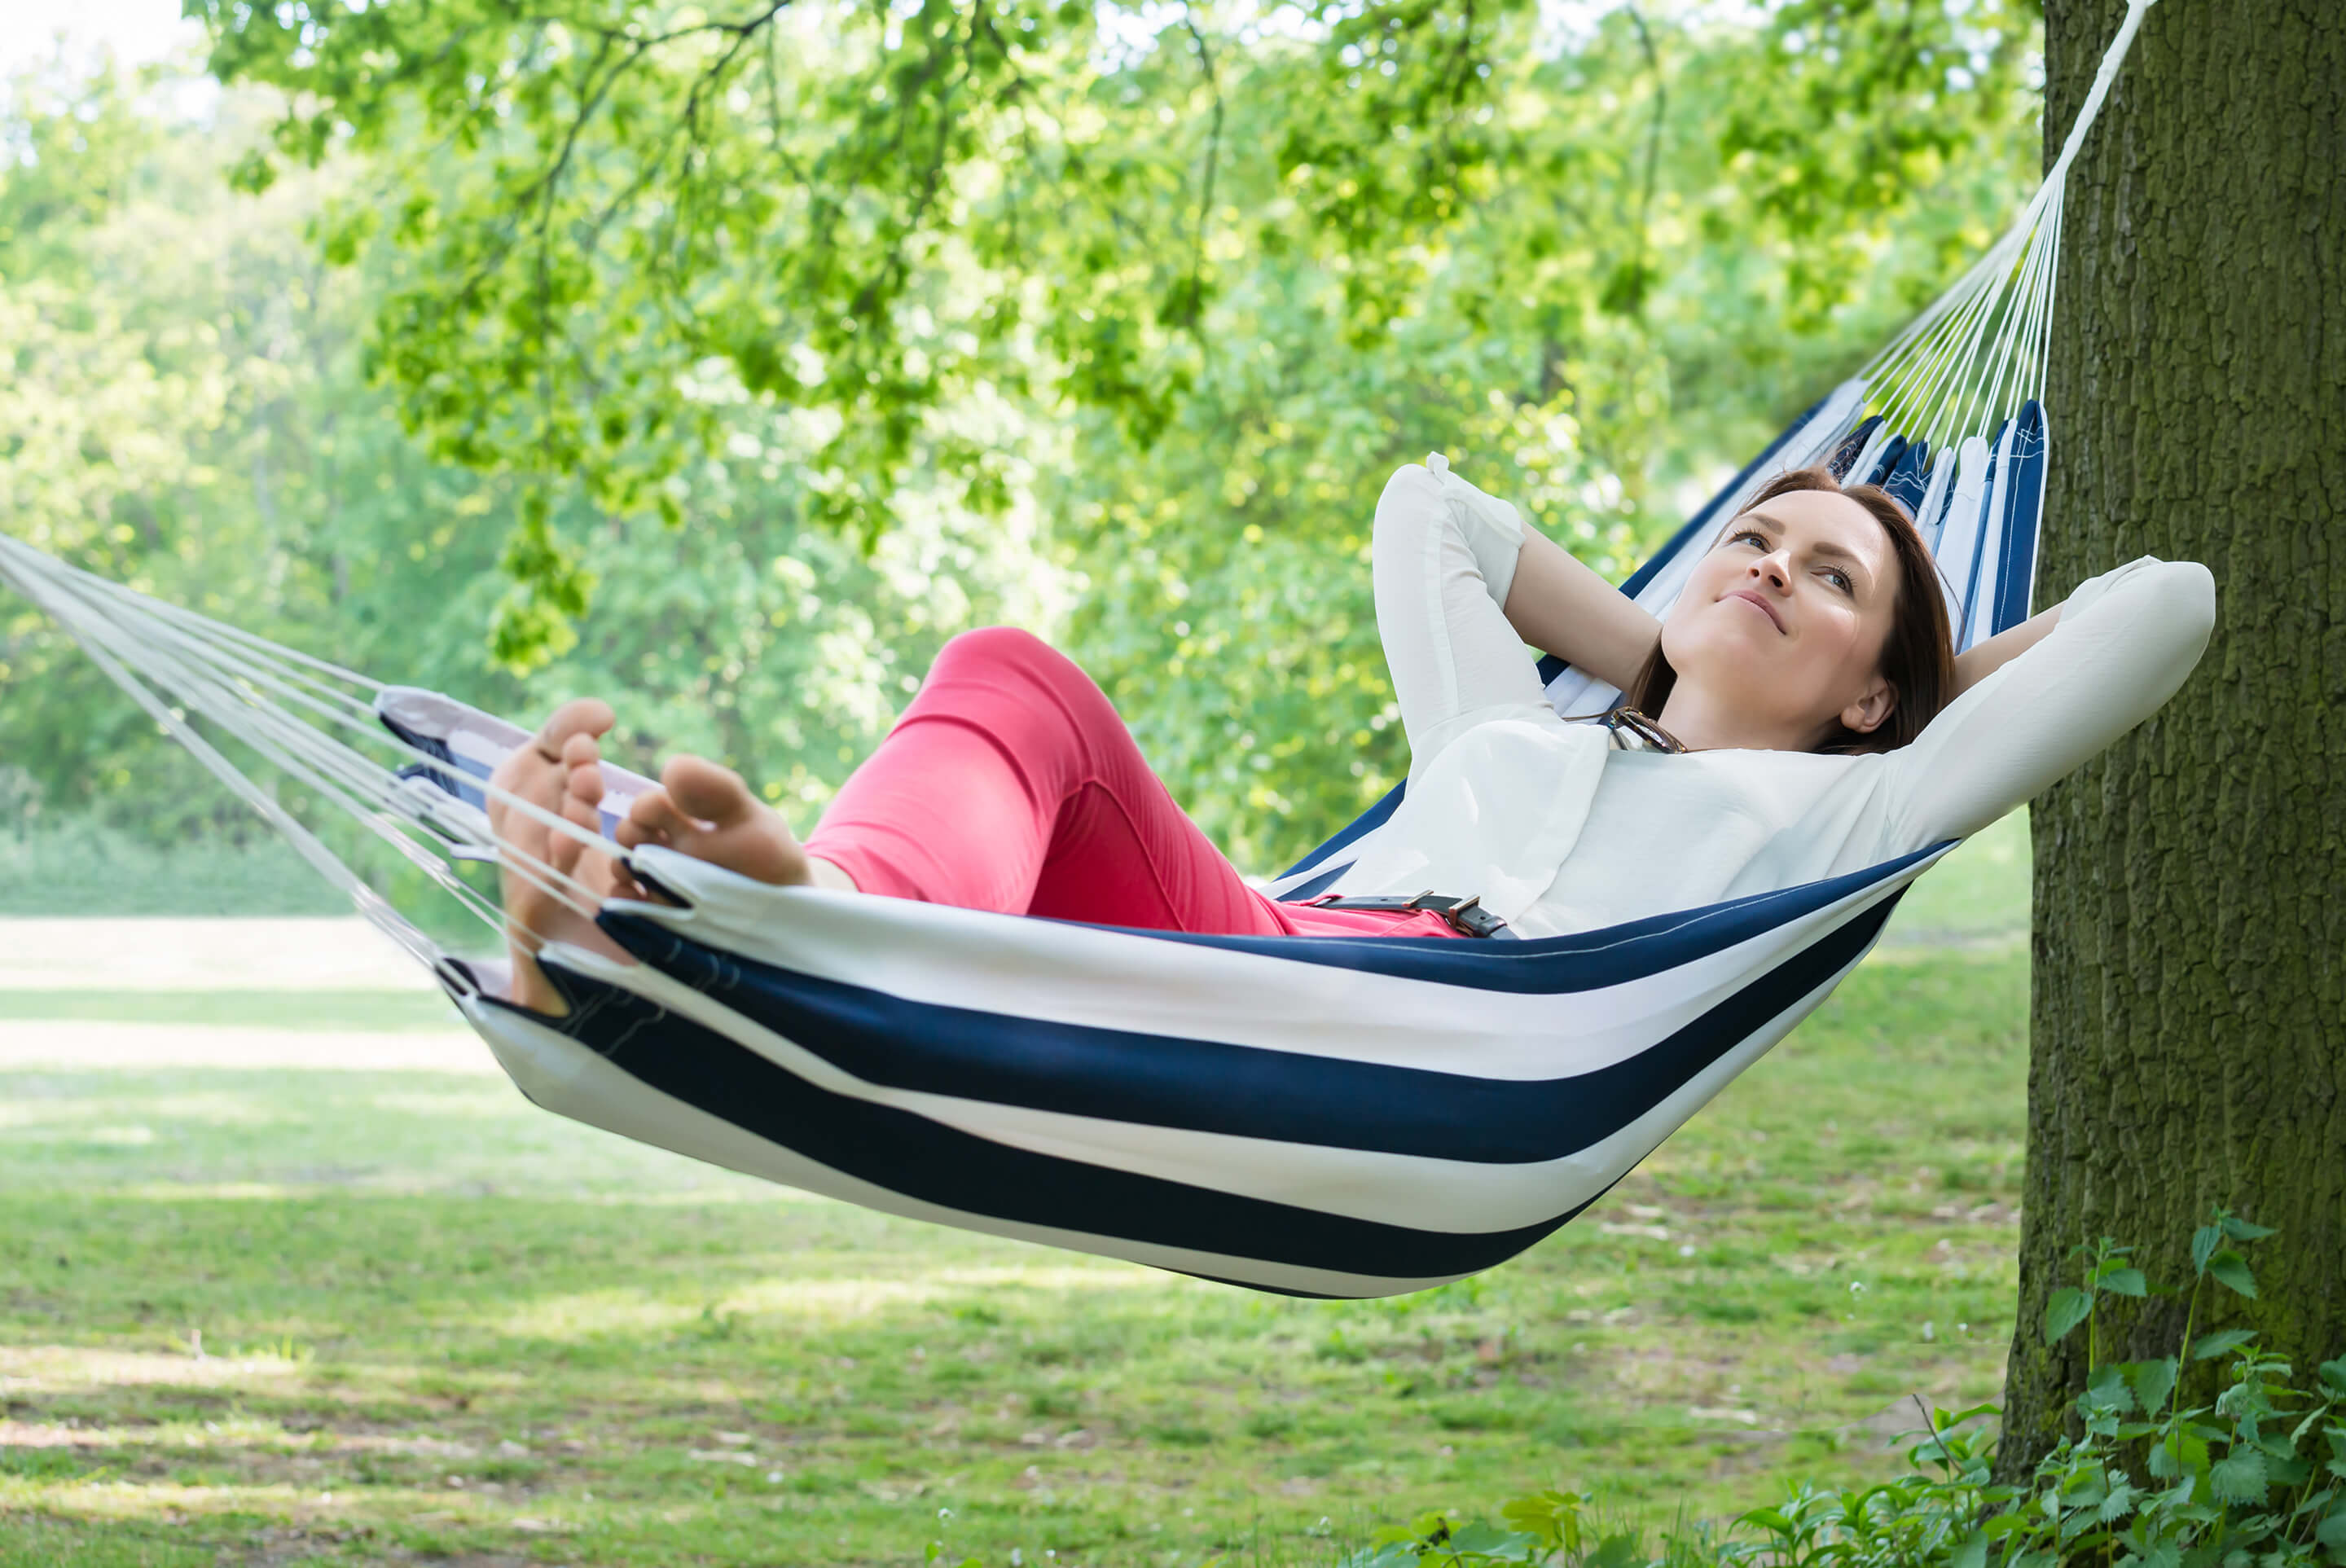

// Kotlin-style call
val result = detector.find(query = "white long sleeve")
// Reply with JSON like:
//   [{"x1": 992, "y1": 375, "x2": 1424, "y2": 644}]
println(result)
[
  {"x1": 1879, "y1": 557, "x2": 2216, "y2": 844},
  {"x1": 1369, "y1": 457, "x2": 1549, "y2": 775},
  {"x1": 1333, "y1": 460, "x2": 1614, "y2": 921}
]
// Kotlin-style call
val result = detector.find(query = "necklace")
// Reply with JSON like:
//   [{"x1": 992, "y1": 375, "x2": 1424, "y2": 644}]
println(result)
[{"x1": 1601, "y1": 706, "x2": 1689, "y2": 754}]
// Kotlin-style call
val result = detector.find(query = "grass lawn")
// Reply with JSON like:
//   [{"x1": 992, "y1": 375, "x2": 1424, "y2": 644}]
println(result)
[{"x1": 0, "y1": 819, "x2": 2032, "y2": 1567}]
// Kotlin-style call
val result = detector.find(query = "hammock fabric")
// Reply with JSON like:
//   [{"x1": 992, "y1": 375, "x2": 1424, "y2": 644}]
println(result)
[{"x1": 0, "y1": 2, "x2": 2157, "y2": 1298}]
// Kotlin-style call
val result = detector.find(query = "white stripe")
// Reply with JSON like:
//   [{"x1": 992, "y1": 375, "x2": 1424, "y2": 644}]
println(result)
[
  {"x1": 616, "y1": 841, "x2": 1939, "y2": 1084},
  {"x1": 463, "y1": 995, "x2": 1468, "y2": 1298}
]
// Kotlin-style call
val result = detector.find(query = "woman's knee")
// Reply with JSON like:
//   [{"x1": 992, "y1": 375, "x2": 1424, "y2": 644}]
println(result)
[{"x1": 931, "y1": 626, "x2": 1086, "y2": 690}]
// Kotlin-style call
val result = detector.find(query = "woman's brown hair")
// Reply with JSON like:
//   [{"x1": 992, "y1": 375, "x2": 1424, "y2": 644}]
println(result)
[{"x1": 1623, "y1": 467, "x2": 1957, "y2": 754}]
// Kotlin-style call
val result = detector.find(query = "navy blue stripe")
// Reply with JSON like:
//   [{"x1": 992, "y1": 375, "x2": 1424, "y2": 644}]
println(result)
[
  {"x1": 1188, "y1": 1171, "x2": 1635, "y2": 1298},
  {"x1": 494, "y1": 970, "x2": 1580, "y2": 1288},
  {"x1": 376, "y1": 712, "x2": 463, "y2": 802},
  {"x1": 1120, "y1": 842, "x2": 1940, "y2": 992},
  {"x1": 1883, "y1": 439, "x2": 1933, "y2": 516},
  {"x1": 1827, "y1": 415, "x2": 1883, "y2": 481},
  {"x1": 1862, "y1": 433, "x2": 1909, "y2": 489},
  {"x1": 601, "y1": 866, "x2": 1910, "y2": 1166},
  {"x1": 1990, "y1": 401, "x2": 2045, "y2": 635}
]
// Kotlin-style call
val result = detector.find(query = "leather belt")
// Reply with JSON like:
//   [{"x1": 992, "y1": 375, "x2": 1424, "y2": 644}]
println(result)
[{"x1": 1299, "y1": 889, "x2": 1510, "y2": 938}]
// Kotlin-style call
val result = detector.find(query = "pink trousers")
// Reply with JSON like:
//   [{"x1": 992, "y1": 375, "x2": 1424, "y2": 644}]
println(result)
[{"x1": 802, "y1": 628, "x2": 1464, "y2": 941}]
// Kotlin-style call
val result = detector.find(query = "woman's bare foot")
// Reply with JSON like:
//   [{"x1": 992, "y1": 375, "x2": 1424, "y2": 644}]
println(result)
[
  {"x1": 615, "y1": 754, "x2": 852, "y2": 891},
  {"x1": 486, "y1": 698, "x2": 635, "y2": 1015}
]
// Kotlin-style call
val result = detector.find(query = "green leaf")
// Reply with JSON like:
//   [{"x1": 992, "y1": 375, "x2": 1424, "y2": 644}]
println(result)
[
  {"x1": 2133, "y1": 1357, "x2": 2181, "y2": 1414},
  {"x1": 2208, "y1": 1251, "x2": 2258, "y2": 1298},
  {"x1": 2089, "y1": 1363, "x2": 2138, "y2": 1414},
  {"x1": 2318, "y1": 1358, "x2": 2346, "y2": 1395},
  {"x1": 2099, "y1": 1267, "x2": 2150, "y2": 1298},
  {"x1": 2192, "y1": 1329, "x2": 2259, "y2": 1363},
  {"x1": 2193, "y1": 1224, "x2": 2225, "y2": 1276},
  {"x1": 1587, "y1": 1532, "x2": 1644, "y2": 1568},
  {"x1": 2220, "y1": 1216, "x2": 2277, "y2": 1242},
  {"x1": 1949, "y1": 1532, "x2": 1989, "y2": 1568},
  {"x1": 1442, "y1": 1521, "x2": 1540, "y2": 1561},
  {"x1": 2047, "y1": 1287, "x2": 2093, "y2": 1344},
  {"x1": 2210, "y1": 1451, "x2": 2269, "y2": 1504}
]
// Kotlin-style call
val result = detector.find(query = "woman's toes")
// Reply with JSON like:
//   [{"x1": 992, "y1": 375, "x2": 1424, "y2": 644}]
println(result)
[
  {"x1": 662, "y1": 754, "x2": 759, "y2": 825},
  {"x1": 636, "y1": 755, "x2": 809, "y2": 887},
  {"x1": 547, "y1": 772, "x2": 605, "y2": 884},
  {"x1": 620, "y1": 788, "x2": 692, "y2": 850},
  {"x1": 536, "y1": 697, "x2": 615, "y2": 757}
]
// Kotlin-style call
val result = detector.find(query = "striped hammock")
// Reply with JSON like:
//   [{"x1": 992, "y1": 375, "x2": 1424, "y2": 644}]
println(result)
[{"x1": 0, "y1": 2, "x2": 2155, "y2": 1298}]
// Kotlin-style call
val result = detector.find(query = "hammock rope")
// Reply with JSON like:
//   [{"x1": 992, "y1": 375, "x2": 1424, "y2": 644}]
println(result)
[{"x1": 0, "y1": 0, "x2": 2156, "y2": 1297}]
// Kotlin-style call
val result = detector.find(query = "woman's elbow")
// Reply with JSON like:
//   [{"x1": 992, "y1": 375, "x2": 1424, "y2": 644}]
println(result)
[
  {"x1": 1374, "y1": 463, "x2": 1443, "y2": 529},
  {"x1": 2172, "y1": 560, "x2": 2217, "y2": 642},
  {"x1": 2142, "y1": 559, "x2": 2218, "y2": 654}
]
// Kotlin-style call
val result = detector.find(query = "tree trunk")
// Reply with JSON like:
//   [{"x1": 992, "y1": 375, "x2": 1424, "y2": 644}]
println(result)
[{"x1": 2002, "y1": 0, "x2": 2346, "y2": 1474}]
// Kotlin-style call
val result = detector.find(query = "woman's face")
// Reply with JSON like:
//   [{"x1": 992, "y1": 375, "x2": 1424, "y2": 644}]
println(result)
[{"x1": 1661, "y1": 488, "x2": 1903, "y2": 746}]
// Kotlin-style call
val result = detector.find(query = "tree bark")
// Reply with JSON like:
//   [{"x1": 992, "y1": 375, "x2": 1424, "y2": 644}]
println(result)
[{"x1": 2003, "y1": 0, "x2": 2346, "y2": 1474}]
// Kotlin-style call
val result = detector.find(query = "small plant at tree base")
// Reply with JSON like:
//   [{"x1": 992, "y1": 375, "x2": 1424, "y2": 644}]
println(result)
[{"x1": 1342, "y1": 1209, "x2": 2346, "y2": 1568}]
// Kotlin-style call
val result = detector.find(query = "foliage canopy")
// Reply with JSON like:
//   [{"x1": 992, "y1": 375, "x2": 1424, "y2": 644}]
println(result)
[{"x1": 9, "y1": 0, "x2": 2042, "y2": 869}]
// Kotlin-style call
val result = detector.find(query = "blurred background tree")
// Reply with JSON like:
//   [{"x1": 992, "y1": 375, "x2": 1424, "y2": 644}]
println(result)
[{"x1": 3, "y1": 0, "x2": 2042, "y2": 880}]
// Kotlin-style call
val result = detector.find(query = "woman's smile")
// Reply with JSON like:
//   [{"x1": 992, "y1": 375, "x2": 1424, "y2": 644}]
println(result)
[{"x1": 1724, "y1": 587, "x2": 1787, "y2": 633}]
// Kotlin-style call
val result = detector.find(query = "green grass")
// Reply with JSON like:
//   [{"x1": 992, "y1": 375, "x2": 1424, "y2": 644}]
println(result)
[
  {"x1": 0, "y1": 824, "x2": 2035, "y2": 1567},
  {"x1": 1878, "y1": 810, "x2": 2030, "y2": 947},
  {"x1": 0, "y1": 826, "x2": 349, "y2": 919},
  {"x1": 0, "y1": 990, "x2": 463, "y2": 1033}
]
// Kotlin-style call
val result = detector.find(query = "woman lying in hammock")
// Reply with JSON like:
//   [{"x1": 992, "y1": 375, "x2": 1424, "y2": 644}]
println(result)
[{"x1": 490, "y1": 459, "x2": 2214, "y2": 1016}]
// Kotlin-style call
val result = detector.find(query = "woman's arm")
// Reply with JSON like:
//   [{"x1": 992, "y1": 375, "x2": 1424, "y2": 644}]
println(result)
[
  {"x1": 1882, "y1": 557, "x2": 2216, "y2": 845},
  {"x1": 1950, "y1": 603, "x2": 2063, "y2": 695},
  {"x1": 1502, "y1": 527, "x2": 1665, "y2": 694},
  {"x1": 1370, "y1": 462, "x2": 1557, "y2": 767}
]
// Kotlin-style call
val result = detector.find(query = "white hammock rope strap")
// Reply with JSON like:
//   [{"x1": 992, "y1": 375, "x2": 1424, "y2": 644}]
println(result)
[
  {"x1": 0, "y1": 536, "x2": 621, "y2": 945},
  {"x1": 1859, "y1": 0, "x2": 2150, "y2": 456}
]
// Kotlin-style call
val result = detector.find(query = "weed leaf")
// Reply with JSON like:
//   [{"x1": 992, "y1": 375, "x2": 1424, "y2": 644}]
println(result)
[
  {"x1": 2192, "y1": 1224, "x2": 2225, "y2": 1275},
  {"x1": 2209, "y1": 1451, "x2": 2269, "y2": 1504},
  {"x1": 2047, "y1": 1287, "x2": 2093, "y2": 1343},
  {"x1": 2207, "y1": 1250, "x2": 2257, "y2": 1298},
  {"x1": 2089, "y1": 1363, "x2": 2138, "y2": 1414},
  {"x1": 2133, "y1": 1357, "x2": 2180, "y2": 1413},
  {"x1": 2191, "y1": 1329, "x2": 2258, "y2": 1363}
]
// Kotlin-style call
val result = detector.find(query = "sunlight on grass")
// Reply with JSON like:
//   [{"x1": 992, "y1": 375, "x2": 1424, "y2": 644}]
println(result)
[
  {"x1": 1, "y1": 841, "x2": 2035, "y2": 1566},
  {"x1": 491, "y1": 1263, "x2": 1174, "y2": 1342}
]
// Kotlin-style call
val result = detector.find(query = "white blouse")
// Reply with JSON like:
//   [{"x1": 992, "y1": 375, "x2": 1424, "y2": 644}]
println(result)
[{"x1": 1325, "y1": 459, "x2": 2217, "y2": 939}]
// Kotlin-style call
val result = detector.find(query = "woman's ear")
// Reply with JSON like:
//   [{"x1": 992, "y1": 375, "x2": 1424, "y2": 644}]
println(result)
[{"x1": 1841, "y1": 676, "x2": 1898, "y2": 736}]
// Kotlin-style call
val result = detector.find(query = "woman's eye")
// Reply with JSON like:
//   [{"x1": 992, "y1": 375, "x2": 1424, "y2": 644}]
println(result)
[
  {"x1": 1730, "y1": 530, "x2": 1765, "y2": 548},
  {"x1": 1824, "y1": 569, "x2": 1852, "y2": 594}
]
